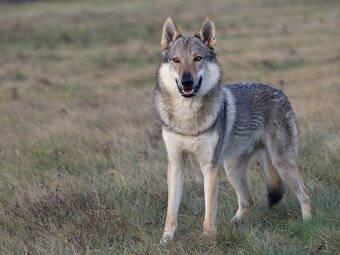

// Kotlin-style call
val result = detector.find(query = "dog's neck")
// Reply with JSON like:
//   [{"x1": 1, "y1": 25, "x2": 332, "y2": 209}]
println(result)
[{"x1": 155, "y1": 84, "x2": 224, "y2": 136}]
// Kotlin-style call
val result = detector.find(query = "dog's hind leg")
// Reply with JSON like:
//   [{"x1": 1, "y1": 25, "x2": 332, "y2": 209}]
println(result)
[
  {"x1": 265, "y1": 134, "x2": 312, "y2": 220},
  {"x1": 271, "y1": 157, "x2": 311, "y2": 219},
  {"x1": 224, "y1": 155, "x2": 254, "y2": 223}
]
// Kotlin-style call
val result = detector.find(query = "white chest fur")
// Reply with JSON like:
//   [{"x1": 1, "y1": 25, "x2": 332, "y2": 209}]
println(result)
[
  {"x1": 155, "y1": 62, "x2": 223, "y2": 136},
  {"x1": 162, "y1": 127, "x2": 219, "y2": 167}
]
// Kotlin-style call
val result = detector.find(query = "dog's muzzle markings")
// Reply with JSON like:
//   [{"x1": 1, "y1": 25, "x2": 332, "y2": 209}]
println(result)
[{"x1": 176, "y1": 76, "x2": 203, "y2": 98}]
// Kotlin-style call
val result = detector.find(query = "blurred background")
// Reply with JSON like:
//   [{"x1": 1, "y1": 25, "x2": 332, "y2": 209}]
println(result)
[{"x1": 0, "y1": 0, "x2": 339, "y2": 253}]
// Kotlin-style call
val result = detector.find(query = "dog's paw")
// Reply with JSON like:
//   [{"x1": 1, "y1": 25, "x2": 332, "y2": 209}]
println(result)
[
  {"x1": 231, "y1": 215, "x2": 240, "y2": 224},
  {"x1": 159, "y1": 235, "x2": 173, "y2": 245},
  {"x1": 202, "y1": 228, "x2": 217, "y2": 237}
]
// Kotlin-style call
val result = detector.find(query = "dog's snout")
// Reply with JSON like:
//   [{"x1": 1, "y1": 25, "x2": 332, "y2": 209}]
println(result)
[
  {"x1": 181, "y1": 73, "x2": 194, "y2": 87},
  {"x1": 182, "y1": 80, "x2": 194, "y2": 87}
]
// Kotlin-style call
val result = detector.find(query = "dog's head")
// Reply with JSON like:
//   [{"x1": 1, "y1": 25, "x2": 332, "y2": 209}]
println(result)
[{"x1": 158, "y1": 17, "x2": 221, "y2": 98}]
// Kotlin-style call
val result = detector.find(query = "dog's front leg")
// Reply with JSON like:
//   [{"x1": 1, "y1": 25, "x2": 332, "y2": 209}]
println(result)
[
  {"x1": 160, "y1": 159, "x2": 184, "y2": 243},
  {"x1": 202, "y1": 163, "x2": 219, "y2": 236}
]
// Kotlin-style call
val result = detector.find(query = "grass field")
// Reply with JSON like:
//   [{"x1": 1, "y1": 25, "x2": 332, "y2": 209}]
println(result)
[{"x1": 0, "y1": 0, "x2": 339, "y2": 254}]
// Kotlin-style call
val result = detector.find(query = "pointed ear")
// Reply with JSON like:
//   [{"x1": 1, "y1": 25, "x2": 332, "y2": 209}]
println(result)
[
  {"x1": 160, "y1": 17, "x2": 182, "y2": 50},
  {"x1": 194, "y1": 17, "x2": 216, "y2": 49}
]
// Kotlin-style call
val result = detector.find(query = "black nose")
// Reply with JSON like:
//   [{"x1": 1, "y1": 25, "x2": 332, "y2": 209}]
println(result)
[{"x1": 181, "y1": 73, "x2": 194, "y2": 87}]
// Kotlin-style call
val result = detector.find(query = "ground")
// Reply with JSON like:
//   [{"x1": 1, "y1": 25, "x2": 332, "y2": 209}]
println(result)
[{"x1": 0, "y1": 0, "x2": 339, "y2": 254}]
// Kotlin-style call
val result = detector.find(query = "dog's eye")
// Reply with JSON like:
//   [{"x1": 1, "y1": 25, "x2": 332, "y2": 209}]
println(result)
[
  {"x1": 172, "y1": 58, "x2": 180, "y2": 63},
  {"x1": 194, "y1": 56, "x2": 202, "y2": 62}
]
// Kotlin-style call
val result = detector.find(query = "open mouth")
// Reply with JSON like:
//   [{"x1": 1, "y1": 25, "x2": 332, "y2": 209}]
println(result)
[
  {"x1": 182, "y1": 88, "x2": 195, "y2": 95},
  {"x1": 177, "y1": 77, "x2": 202, "y2": 98}
]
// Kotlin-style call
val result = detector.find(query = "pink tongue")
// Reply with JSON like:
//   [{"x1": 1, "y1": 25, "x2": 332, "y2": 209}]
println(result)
[{"x1": 183, "y1": 88, "x2": 194, "y2": 94}]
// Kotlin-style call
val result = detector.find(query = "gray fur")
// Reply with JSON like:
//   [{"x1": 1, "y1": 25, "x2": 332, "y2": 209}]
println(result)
[
  {"x1": 223, "y1": 83, "x2": 298, "y2": 158},
  {"x1": 163, "y1": 36, "x2": 216, "y2": 62}
]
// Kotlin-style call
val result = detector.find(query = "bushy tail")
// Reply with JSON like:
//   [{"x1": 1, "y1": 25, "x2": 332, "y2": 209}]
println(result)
[
  {"x1": 262, "y1": 152, "x2": 285, "y2": 207},
  {"x1": 267, "y1": 178, "x2": 285, "y2": 207}
]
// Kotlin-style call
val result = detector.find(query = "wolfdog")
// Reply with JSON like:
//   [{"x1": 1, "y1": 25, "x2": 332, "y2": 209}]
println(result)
[{"x1": 154, "y1": 17, "x2": 312, "y2": 243}]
